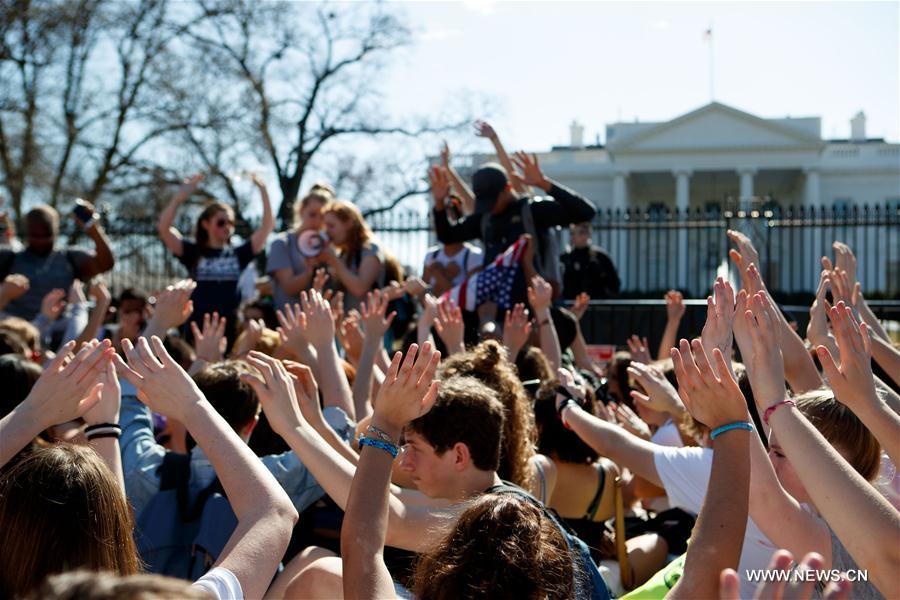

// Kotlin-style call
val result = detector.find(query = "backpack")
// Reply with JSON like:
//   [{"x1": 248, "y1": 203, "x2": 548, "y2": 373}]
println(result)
[
  {"x1": 134, "y1": 452, "x2": 238, "y2": 581},
  {"x1": 481, "y1": 198, "x2": 562, "y2": 292},
  {"x1": 486, "y1": 483, "x2": 614, "y2": 600}
]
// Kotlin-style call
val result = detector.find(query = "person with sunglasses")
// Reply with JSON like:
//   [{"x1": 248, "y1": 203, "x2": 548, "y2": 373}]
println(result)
[{"x1": 158, "y1": 173, "x2": 274, "y2": 345}]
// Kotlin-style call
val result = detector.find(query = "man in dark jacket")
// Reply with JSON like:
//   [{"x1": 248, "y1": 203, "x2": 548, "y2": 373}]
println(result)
[
  {"x1": 560, "y1": 222, "x2": 620, "y2": 299},
  {"x1": 430, "y1": 152, "x2": 596, "y2": 299}
]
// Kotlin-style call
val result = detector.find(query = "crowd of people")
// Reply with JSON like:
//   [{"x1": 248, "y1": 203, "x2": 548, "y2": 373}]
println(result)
[{"x1": 0, "y1": 120, "x2": 898, "y2": 600}]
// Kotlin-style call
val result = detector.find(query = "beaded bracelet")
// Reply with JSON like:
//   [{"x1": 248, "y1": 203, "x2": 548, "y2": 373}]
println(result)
[
  {"x1": 358, "y1": 435, "x2": 399, "y2": 458},
  {"x1": 366, "y1": 424, "x2": 395, "y2": 445},
  {"x1": 709, "y1": 421, "x2": 754, "y2": 440},
  {"x1": 763, "y1": 399, "x2": 796, "y2": 426}
]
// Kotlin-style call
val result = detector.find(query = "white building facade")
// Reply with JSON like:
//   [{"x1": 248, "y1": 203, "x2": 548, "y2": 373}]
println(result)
[{"x1": 462, "y1": 102, "x2": 900, "y2": 296}]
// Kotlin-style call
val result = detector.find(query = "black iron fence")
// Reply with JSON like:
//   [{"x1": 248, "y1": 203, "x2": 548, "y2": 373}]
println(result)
[{"x1": 54, "y1": 203, "x2": 899, "y2": 301}]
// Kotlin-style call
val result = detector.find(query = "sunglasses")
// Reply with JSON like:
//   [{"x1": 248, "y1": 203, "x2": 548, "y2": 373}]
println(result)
[{"x1": 215, "y1": 217, "x2": 235, "y2": 228}]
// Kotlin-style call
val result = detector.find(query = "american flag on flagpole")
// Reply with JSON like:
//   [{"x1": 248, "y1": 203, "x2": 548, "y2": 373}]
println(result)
[
  {"x1": 703, "y1": 27, "x2": 712, "y2": 41},
  {"x1": 442, "y1": 238, "x2": 527, "y2": 312}
]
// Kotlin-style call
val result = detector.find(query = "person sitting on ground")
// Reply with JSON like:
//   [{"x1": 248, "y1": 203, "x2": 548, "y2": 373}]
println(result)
[
  {"x1": 340, "y1": 346, "x2": 578, "y2": 600},
  {"x1": 240, "y1": 347, "x2": 614, "y2": 599}
]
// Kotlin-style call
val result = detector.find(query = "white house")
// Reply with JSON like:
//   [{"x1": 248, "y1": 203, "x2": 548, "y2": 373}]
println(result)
[{"x1": 458, "y1": 102, "x2": 900, "y2": 295}]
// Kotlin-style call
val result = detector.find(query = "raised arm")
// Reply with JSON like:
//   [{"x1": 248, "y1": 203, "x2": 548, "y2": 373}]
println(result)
[
  {"x1": 0, "y1": 341, "x2": 111, "y2": 467},
  {"x1": 353, "y1": 291, "x2": 396, "y2": 421},
  {"x1": 249, "y1": 174, "x2": 275, "y2": 255},
  {"x1": 301, "y1": 290, "x2": 356, "y2": 421},
  {"x1": 158, "y1": 174, "x2": 203, "y2": 257},
  {"x1": 816, "y1": 303, "x2": 900, "y2": 467},
  {"x1": 342, "y1": 340, "x2": 440, "y2": 600},
  {"x1": 73, "y1": 280, "x2": 112, "y2": 348},
  {"x1": 502, "y1": 303, "x2": 532, "y2": 363},
  {"x1": 513, "y1": 151, "x2": 596, "y2": 224},
  {"x1": 746, "y1": 294, "x2": 900, "y2": 598},
  {"x1": 667, "y1": 339, "x2": 751, "y2": 600},
  {"x1": 433, "y1": 298, "x2": 465, "y2": 357},
  {"x1": 141, "y1": 279, "x2": 196, "y2": 340},
  {"x1": 474, "y1": 121, "x2": 528, "y2": 196},
  {"x1": 243, "y1": 348, "x2": 458, "y2": 554},
  {"x1": 322, "y1": 247, "x2": 381, "y2": 298},
  {"x1": 557, "y1": 368, "x2": 663, "y2": 486},
  {"x1": 830, "y1": 242, "x2": 890, "y2": 342},
  {"x1": 731, "y1": 289, "x2": 832, "y2": 564},
  {"x1": 529, "y1": 275, "x2": 561, "y2": 372},
  {"x1": 116, "y1": 337, "x2": 298, "y2": 600},
  {"x1": 430, "y1": 166, "x2": 482, "y2": 245},
  {"x1": 657, "y1": 290, "x2": 685, "y2": 360},
  {"x1": 74, "y1": 202, "x2": 115, "y2": 278},
  {"x1": 0, "y1": 274, "x2": 30, "y2": 312},
  {"x1": 441, "y1": 141, "x2": 476, "y2": 213}
]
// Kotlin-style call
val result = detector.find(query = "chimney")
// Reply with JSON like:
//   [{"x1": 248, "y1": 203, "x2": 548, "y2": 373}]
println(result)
[
  {"x1": 850, "y1": 111, "x2": 866, "y2": 142},
  {"x1": 569, "y1": 120, "x2": 584, "y2": 149}
]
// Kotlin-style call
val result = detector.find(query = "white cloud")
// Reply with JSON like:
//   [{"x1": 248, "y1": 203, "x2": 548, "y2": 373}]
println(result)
[{"x1": 462, "y1": 0, "x2": 496, "y2": 16}]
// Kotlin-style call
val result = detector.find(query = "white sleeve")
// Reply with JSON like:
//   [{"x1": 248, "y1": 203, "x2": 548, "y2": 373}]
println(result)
[
  {"x1": 652, "y1": 446, "x2": 712, "y2": 515},
  {"x1": 192, "y1": 567, "x2": 243, "y2": 600},
  {"x1": 466, "y1": 245, "x2": 484, "y2": 272}
]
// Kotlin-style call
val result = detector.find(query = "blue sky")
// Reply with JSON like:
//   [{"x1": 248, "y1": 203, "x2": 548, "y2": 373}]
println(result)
[{"x1": 381, "y1": 1, "x2": 899, "y2": 152}]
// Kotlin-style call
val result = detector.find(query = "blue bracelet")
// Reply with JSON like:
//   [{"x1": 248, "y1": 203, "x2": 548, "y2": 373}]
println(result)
[
  {"x1": 710, "y1": 421, "x2": 754, "y2": 440},
  {"x1": 358, "y1": 435, "x2": 399, "y2": 458}
]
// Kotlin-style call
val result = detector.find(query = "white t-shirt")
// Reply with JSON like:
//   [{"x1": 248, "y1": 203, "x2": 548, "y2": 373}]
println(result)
[
  {"x1": 651, "y1": 418, "x2": 684, "y2": 448},
  {"x1": 422, "y1": 243, "x2": 483, "y2": 287},
  {"x1": 193, "y1": 567, "x2": 243, "y2": 600},
  {"x1": 653, "y1": 446, "x2": 778, "y2": 599}
]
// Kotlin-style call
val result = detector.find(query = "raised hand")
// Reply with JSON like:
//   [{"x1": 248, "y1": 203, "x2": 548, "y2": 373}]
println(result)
[
  {"x1": 815, "y1": 302, "x2": 877, "y2": 414},
  {"x1": 615, "y1": 402, "x2": 652, "y2": 440},
  {"x1": 719, "y1": 550, "x2": 852, "y2": 600},
  {"x1": 232, "y1": 318, "x2": 264, "y2": 358},
  {"x1": 571, "y1": 292, "x2": 590, "y2": 321},
  {"x1": 282, "y1": 360, "x2": 325, "y2": 428},
  {"x1": 627, "y1": 334, "x2": 652, "y2": 364},
  {"x1": 23, "y1": 340, "x2": 113, "y2": 428},
  {"x1": 440, "y1": 140, "x2": 451, "y2": 168},
  {"x1": 527, "y1": 275, "x2": 553, "y2": 313},
  {"x1": 149, "y1": 279, "x2": 196, "y2": 330},
  {"x1": 300, "y1": 289, "x2": 336, "y2": 350},
  {"x1": 191, "y1": 312, "x2": 227, "y2": 363},
  {"x1": 434, "y1": 298, "x2": 465, "y2": 355},
  {"x1": 276, "y1": 303, "x2": 309, "y2": 357},
  {"x1": 726, "y1": 229, "x2": 761, "y2": 287},
  {"x1": 40, "y1": 288, "x2": 67, "y2": 321},
  {"x1": 243, "y1": 351, "x2": 303, "y2": 437},
  {"x1": 511, "y1": 151, "x2": 549, "y2": 190},
  {"x1": 360, "y1": 291, "x2": 397, "y2": 340},
  {"x1": 180, "y1": 173, "x2": 205, "y2": 193},
  {"x1": 741, "y1": 292, "x2": 787, "y2": 410},
  {"x1": 1, "y1": 274, "x2": 29, "y2": 303},
  {"x1": 671, "y1": 338, "x2": 748, "y2": 430},
  {"x1": 428, "y1": 166, "x2": 451, "y2": 209},
  {"x1": 627, "y1": 361, "x2": 684, "y2": 417},
  {"x1": 832, "y1": 241, "x2": 858, "y2": 291},
  {"x1": 83, "y1": 358, "x2": 122, "y2": 426},
  {"x1": 114, "y1": 337, "x2": 205, "y2": 421},
  {"x1": 338, "y1": 311, "x2": 365, "y2": 365},
  {"x1": 700, "y1": 277, "x2": 736, "y2": 361},
  {"x1": 474, "y1": 120, "x2": 497, "y2": 140},
  {"x1": 828, "y1": 267, "x2": 854, "y2": 307},
  {"x1": 807, "y1": 271, "x2": 837, "y2": 354},
  {"x1": 502, "y1": 303, "x2": 532, "y2": 359},
  {"x1": 312, "y1": 267, "x2": 330, "y2": 293},
  {"x1": 329, "y1": 290, "x2": 345, "y2": 330},
  {"x1": 665, "y1": 290, "x2": 686, "y2": 321},
  {"x1": 89, "y1": 279, "x2": 112, "y2": 307},
  {"x1": 371, "y1": 342, "x2": 441, "y2": 434}
]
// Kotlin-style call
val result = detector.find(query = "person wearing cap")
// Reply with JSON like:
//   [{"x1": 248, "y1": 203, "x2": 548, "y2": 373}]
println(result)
[{"x1": 431, "y1": 152, "x2": 596, "y2": 299}]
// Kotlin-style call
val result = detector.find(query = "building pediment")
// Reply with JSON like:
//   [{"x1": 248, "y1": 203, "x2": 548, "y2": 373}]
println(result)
[{"x1": 607, "y1": 102, "x2": 822, "y2": 154}]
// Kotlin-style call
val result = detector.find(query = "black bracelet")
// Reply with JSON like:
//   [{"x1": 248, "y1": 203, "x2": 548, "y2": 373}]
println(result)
[
  {"x1": 84, "y1": 423, "x2": 121, "y2": 434},
  {"x1": 86, "y1": 430, "x2": 121, "y2": 441}
]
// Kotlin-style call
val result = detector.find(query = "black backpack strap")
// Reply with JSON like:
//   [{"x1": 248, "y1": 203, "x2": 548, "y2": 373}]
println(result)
[
  {"x1": 157, "y1": 451, "x2": 192, "y2": 518},
  {"x1": 188, "y1": 477, "x2": 226, "y2": 521}
]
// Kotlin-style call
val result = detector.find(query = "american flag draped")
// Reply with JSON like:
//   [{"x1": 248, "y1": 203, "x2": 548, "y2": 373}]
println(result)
[{"x1": 441, "y1": 238, "x2": 528, "y2": 312}]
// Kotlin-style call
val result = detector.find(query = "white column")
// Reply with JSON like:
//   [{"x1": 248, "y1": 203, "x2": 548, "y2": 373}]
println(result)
[
  {"x1": 612, "y1": 170, "x2": 629, "y2": 212},
  {"x1": 673, "y1": 169, "x2": 692, "y2": 290},
  {"x1": 674, "y1": 169, "x2": 691, "y2": 211},
  {"x1": 738, "y1": 168, "x2": 757, "y2": 208},
  {"x1": 804, "y1": 167, "x2": 820, "y2": 207}
]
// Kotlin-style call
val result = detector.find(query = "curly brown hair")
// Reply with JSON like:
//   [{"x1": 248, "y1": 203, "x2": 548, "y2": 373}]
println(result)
[
  {"x1": 412, "y1": 493, "x2": 576, "y2": 599},
  {"x1": 439, "y1": 340, "x2": 537, "y2": 490}
]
